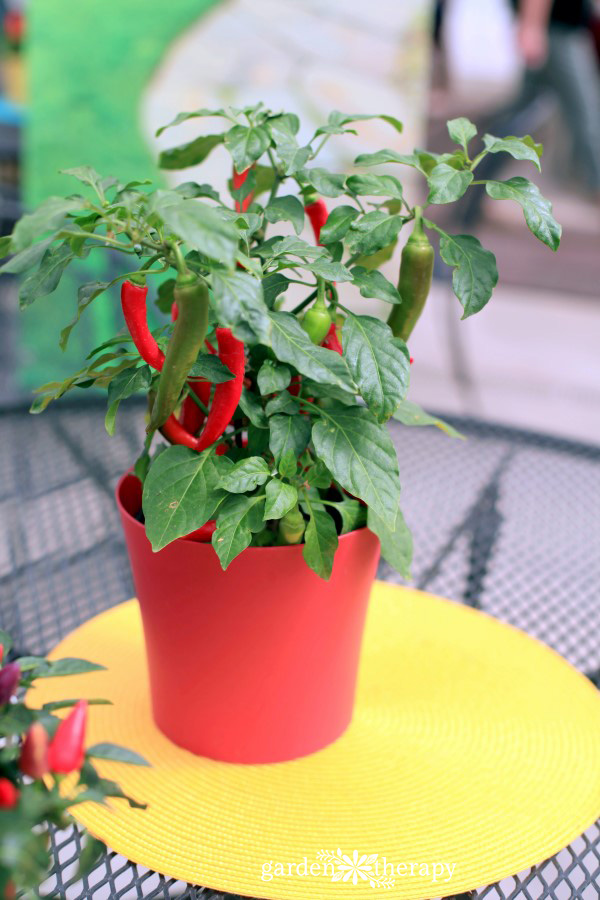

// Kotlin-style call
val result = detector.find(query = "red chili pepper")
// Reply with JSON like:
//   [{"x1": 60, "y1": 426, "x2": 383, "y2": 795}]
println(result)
[
  {"x1": 322, "y1": 322, "x2": 342, "y2": 355},
  {"x1": 195, "y1": 328, "x2": 245, "y2": 451},
  {"x1": 0, "y1": 662, "x2": 20, "y2": 705},
  {"x1": 160, "y1": 328, "x2": 244, "y2": 452},
  {"x1": 47, "y1": 699, "x2": 88, "y2": 774},
  {"x1": 19, "y1": 722, "x2": 49, "y2": 779},
  {"x1": 233, "y1": 166, "x2": 254, "y2": 213},
  {"x1": 121, "y1": 280, "x2": 165, "y2": 370},
  {"x1": 0, "y1": 778, "x2": 19, "y2": 809},
  {"x1": 305, "y1": 198, "x2": 328, "y2": 244}
]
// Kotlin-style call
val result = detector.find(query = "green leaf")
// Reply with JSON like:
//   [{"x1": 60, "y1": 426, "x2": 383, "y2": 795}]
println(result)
[
  {"x1": 210, "y1": 270, "x2": 270, "y2": 343},
  {"x1": 302, "y1": 501, "x2": 338, "y2": 580},
  {"x1": 189, "y1": 353, "x2": 234, "y2": 383},
  {"x1": 269, "y1": 311, "x2": 354, "y2": 392},
  {"x1": 60, "y1": 165, "x2": 107, "y2": 197},
  {"x1": 257, "y1": 360, "x2": 291, "y2": 395},
  {"x1": 351, "y1": 240, "x2": 398, "y2": 271},
  {"x1": 327, "y1": 498, "x2": 367, "y2": 534},
  {"x1": 342, "y1": 314, "x2": 410, "y2": 422},
  {"x1": 354, "y1": 148, "x2": 420, "y2": 168},
  {"x1": 155, "y1": 107, "x2": 230, "y2": 136},
  {"x1": 19, "y1": 243, "x2": 74, "y2": 308},
  {"x1": 264, "y1": 479, "x2": 298, "y2": 520},
  {"x1": 265, "y1": 392, "x2": 300, "y2": 416},
  {"x1": 264, "y1": 195, "x2": 305, "y2": 235},
  {"x1": 212, "y1": 493, "x2": 266, "y2": 569},
  {"x1": 60, "y1": 280, "x2": 110, "y2": 350},
  {"x1": 142, "y1": 446, "x2": 228, "y2": 551},
  {"x1": 105, "y1": 364, "x2": 152, "y2": 436},
  {"x1": 262, "y1": 273, "x2": 291, "y2": 308},
  {"x1": 346, "y1": 174, "x2": 403, "y2": 200},
  {"x1": 392, "y1": 399, "x2": 464, "y2": 438},
  {"x1": 447, "y1": 117, "x2": 477, "y2": 151},
  {"x1": 87, "y1": 742, "x2": 150, "y2": 766},
  {"x1": 485, "y1": 176, "x2": 561, "y2": 251},
  {"x1": 12, "y1": 196, "x2": 83, "y2": 252},
  {"x1": 312, "y1": 405, "x2": 401, "y2": 528},
  {"x1": 278, "y1": 450, "x2": 297, "y2": 478},
  {"x1": 350, "y1": 266, "x2": 401, "y2": 304},
  {"x1": 0, "y1": 235, "x2": 55, "y2": 274},
  {"x1": 174, "y1": 181, "x2": 220, "y2": 202},
  {"x1": 346, "y1": 212, "x2": 404, "y2": 256},
  {"x1": 29, "y1": 657, "x2": 107, "y2": 678},
  {"x1": 225, "y1": 124, "x2": 271, "y2": 171},
  {"x1": 368, "y1": 505, "x2": 412, "y2": 579},
  {"x1": 315, "y1": 111, "x2": 403, "y2": 137},
  {"x1": 239, "y1": 387, "x2": 268, "y2": 427},
  {"x1": 427, "y1": 163, "x2": 473, "y2": 204},
  {"x1": 318, "y1": 205, "x2": 359, "y2": 244},
  {"x1": 220, "y1": 457, "x2": 270, "y2": 493},
  {"x1": 436, "y1": 230, "x2": 498, "y2": 318},
  {"x1": 151, "y1": 190, "x2": 239, "y2": 266},
  {"x1": 158, "y1": 134, "x2": 224, "y2": 170},
  {"x1": 42, "y1": 698, "x2": 112, "y2": 711},
  {"x1": 269, "y1": 414, "x2": 311, "y2": 463},
  {"x1": 302, "y1": 168, "x2": 347, "y2": 198},
  {"x1": 303, "y1": 257, "x2": 353, "y2": 282},
  {"x1": 482, "y1": 134, "x2": 542, "y2": 171}
]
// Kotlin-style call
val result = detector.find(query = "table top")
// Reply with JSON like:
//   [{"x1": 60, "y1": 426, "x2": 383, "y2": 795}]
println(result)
[{"x1": 2, "y1": 398, "x2": 599, "y2": 900}]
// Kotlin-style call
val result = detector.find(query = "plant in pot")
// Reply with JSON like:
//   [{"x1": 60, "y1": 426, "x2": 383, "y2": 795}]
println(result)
[{"x1": 1, "y1": 105, "x2": 560, "y2": 764}]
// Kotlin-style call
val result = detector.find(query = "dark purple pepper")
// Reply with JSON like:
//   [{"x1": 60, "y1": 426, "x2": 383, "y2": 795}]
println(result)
[{"x1": 0, "y1": 662, "x2": 21, "y2": 705}]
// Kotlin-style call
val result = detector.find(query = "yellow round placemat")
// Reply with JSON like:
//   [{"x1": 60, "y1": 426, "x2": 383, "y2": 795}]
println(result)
[{"x1": 31, "y1": 583, "x2": 600, "y2": 900}]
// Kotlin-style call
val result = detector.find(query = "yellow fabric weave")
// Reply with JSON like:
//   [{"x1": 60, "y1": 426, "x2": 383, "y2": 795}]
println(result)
[{"x1": 32, "y1": 583, "x2": 600, "y2": 899}]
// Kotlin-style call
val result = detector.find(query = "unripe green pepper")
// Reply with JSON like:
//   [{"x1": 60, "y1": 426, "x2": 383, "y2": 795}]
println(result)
[
  {"x1": 387, "y1": 207, "x2": 434, "y2": 342},
  {"x1": 147, "y1": 272, "x2": 209, "y2": 432},
  {"x1": 301, "y1": 278, "x2": 331, "y2": 344},
  {"x1": 278, "y1": 505, "x2": 306, "y2": 545}
]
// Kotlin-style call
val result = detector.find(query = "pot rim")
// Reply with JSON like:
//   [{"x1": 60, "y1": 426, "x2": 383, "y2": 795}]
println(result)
[{"x1": 115, "y1": 470, "x2": 371, "y2": 550}]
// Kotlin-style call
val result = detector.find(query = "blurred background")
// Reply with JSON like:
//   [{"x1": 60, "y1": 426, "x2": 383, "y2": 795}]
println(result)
[{"x1": 0, "y1": 0, "x2": 598, "y2": 441}]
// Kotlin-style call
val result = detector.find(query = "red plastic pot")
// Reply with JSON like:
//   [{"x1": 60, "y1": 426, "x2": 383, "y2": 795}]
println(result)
[{"x1": 116, "y1": 473, "x2": 381, "y2": 764}]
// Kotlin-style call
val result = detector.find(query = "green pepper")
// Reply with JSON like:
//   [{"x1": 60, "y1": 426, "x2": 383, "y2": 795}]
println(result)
[
  {"x1": 301, "y1": 278, "x2": 331, "y2": 344},
  {"x1": 278, "y1": 505, "x2": 306, "y2": 545},
  {"x1": 147, "y1": 272, "x2": 209, "y2": 432},
  {"x1": 387, "y1": 207, "x2": 434, "y2": 342}
]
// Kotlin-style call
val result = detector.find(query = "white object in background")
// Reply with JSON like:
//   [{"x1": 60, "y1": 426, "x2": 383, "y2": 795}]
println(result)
[{"x1": 443, "y1": 0, "x2": 523, "y2": 109}]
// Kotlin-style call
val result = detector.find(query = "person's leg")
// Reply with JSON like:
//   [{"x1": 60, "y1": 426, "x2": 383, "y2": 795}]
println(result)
[{"x1": 544, "y1": 24, "x2": 600, "y2": 193}]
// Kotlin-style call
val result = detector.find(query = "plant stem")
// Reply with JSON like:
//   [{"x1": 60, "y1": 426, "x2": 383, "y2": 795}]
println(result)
[{"x1": 290, "y1": 288, "x2": 318, "y2": 315}]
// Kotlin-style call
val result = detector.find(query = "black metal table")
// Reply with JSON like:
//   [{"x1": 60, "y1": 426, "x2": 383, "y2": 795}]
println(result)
[{"x1": 2, "y1": 398, "x2": 599, "y2": 900}]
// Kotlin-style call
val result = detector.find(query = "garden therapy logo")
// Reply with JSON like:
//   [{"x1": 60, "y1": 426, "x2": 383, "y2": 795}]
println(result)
[{"x1": 260, "y1": 849, "x2": 456, "y2": 888}]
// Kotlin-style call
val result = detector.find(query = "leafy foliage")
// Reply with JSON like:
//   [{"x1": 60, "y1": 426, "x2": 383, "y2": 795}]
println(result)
[
  {"x1": 0, "y1": 632, "x2": 147, "y2": 896},
  {"x1": 1, "y1": 102, "x2": 560, "y2": 579}
]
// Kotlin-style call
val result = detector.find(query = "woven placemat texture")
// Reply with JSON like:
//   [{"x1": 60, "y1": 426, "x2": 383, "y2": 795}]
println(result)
[{"x1": 30, "y1": 583, "x2": 600, "y2": 900}]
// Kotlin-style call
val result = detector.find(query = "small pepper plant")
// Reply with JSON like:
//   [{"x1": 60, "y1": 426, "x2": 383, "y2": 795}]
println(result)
[
  {"x1": 1, "y1": 105, "x2": 561, "y2": 579},
  {"x1": 0, "y1": 629, "x2": 148, "y2": 896}
]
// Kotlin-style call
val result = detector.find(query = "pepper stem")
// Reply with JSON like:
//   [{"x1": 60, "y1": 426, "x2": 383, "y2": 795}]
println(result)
[
  {"x1": 316, "y1": 277, "x2": 326, "y2": 308},
  {"x1": 170, "y1": 241, "x2": 188, "y2": 278}
]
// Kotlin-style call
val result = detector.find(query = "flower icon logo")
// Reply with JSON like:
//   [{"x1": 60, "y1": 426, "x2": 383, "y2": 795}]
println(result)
[{"x1": 317, "y1": 849, "x2": 395, "y2": 889}]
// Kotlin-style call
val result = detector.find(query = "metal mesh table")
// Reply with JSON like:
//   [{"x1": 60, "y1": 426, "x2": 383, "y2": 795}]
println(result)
[{"x1": 2, "y1": 398, "x2": 599, "y2": 900}]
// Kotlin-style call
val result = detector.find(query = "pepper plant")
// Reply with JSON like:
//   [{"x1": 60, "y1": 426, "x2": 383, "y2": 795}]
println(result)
[
  {"x1": 1, "y1": 104, "x2": 561, "y2": 579},
  {"x1": 0, "y1": 629, "x2": 148, "y2": 896}
]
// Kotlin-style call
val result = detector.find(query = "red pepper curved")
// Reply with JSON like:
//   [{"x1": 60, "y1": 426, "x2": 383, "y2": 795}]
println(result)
[
  {"x1": 195, "y1": 328, "x2": 245, "y2": 451},
  {"x1": 305, "y1": 198, "x2": 328, "y2": 245},
  {"x1": 160, "y1": 328, "x2": 244, "y2": 453},
  {"x1": 121, "y1": 281, "x2": 165, "y2": 370}
]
